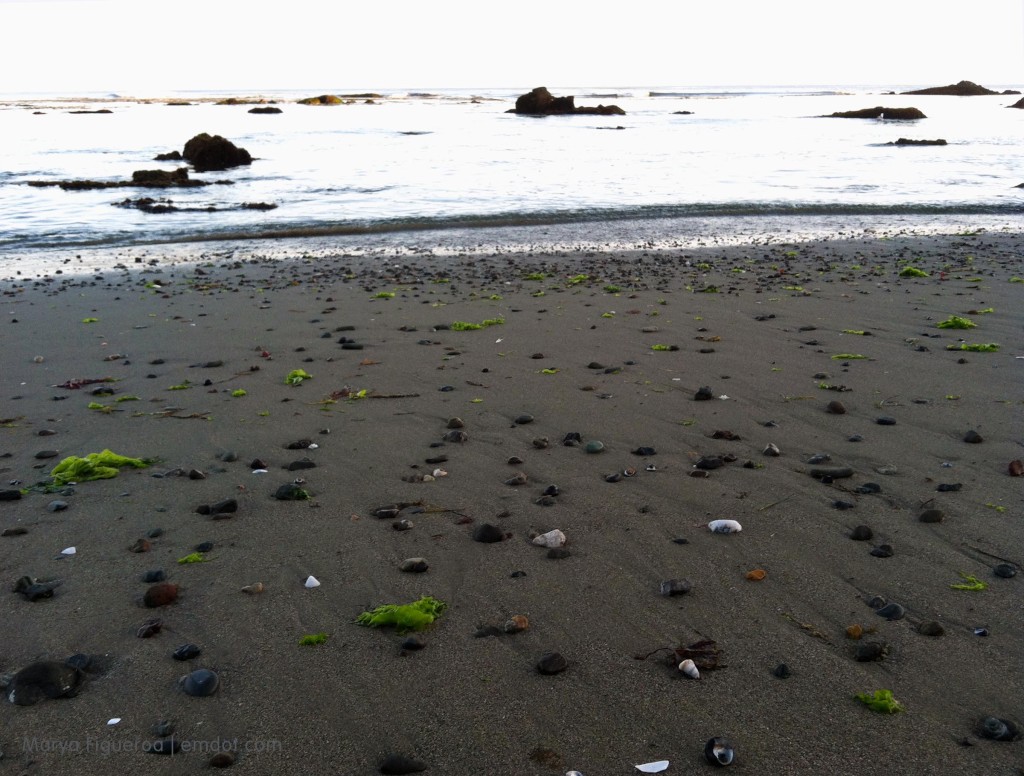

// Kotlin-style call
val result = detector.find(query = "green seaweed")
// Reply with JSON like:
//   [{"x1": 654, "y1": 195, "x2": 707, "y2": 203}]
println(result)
[
  {"x1": 1010, "y1": 277, "x2": 1024, "y2": 283},
  {"x1": 82, "y1": 317, "x2": 99, "y2": 323},
  {"x1": 831, "y1": 353, "x2": 868, "y2": 360},
  {"x1": 899, "y1": 267, "x2": 929, "y2": 278},
  {"x1": 651, "y1": 344, "x2": 677, "y2": 351},
  {"x1": 603, "y1": 285, "x2": 621, "y2": 293},
  {"x1": 231, "y1": 389, "x2": 247, "y2": 397},
  {"x1": 285, "y1": 369, "x2": 312, "y2": 385},
  {"x1": 524, "y1": 272, "x2": 546, "y2": 281},
  {"x1": 51, "y1": 449, "x2": 150, "y2": 485},
  {"x1": 298, "y1": 632, "x2": 329, "y2": 646},
  {"x1": 855, "y1": 689, "x2": 904, "y2": 714},
  {"x1": 567, "y1": 274, "x2": 590, "y2": 285},
  {"x1": 950, "y1": 572, "x2": 988, "y2": 591},
  {"x1": 373, "y1": 291, "x2": 395, "y2": 299},
  {"x1": 167, "y1": 381, "x2": 191, "y2": 391},
  {"x1": 936, "y1": 316, "x2": 976, "y2": 330},
  {"x1": 945, "y1": 343, "x2": 999, "y2": 352},
  {"x1": 355, "y1": 595, "x2": 447, "y2": 633},
  {"x1": 114, "y1": 395, "x2": 140, "y2": 402},
  {"x1": 177, "y1": 552, "x2": 207, "y2": 564},
  {"x1": 841, "y1": 329, "x2": 867, "y2": 335},
  {"x1": 450, "y1": 318, "x2": 503, "y2": 331}
]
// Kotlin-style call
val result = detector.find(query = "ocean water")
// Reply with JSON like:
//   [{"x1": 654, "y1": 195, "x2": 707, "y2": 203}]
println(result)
[{"x1": 1, "y1": 84, "x2": 1022, "y2": 263}]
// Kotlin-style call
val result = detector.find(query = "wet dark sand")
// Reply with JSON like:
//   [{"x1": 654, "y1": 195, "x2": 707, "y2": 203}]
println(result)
[{"x1": 1, "y1": 229, "x2": 1022, "y2": 775}]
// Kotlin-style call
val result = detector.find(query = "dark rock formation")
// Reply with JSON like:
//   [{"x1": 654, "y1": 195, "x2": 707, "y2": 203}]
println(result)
[
  {"x1": 182, "y1": 133, "x2": 252, "y2": 172},
  {"x1": 248, "y1": 106, "x2": 282, "y2": 114},
  {"x1": 826, "y1": 106, "x2": 926, "y2": 120},
  {"x1": 27, "y1": 168, "x2": 229, "y2": 191},
  {"x1": 114, "y1": 198, "x2": 277, "y2": 214},
  {"x1": 509, "y1": 87, "x2": 625, "y2": 116},
  {"x1": 154, "y1": 151, "x2": 183, "y2": 161},
  {"x1": 886, "y1": 138, "x2": 947, "y2": 146},
  {"x1": 901, "y1": 80, "x2": 998, "y2": 96},
  {"x1": 1008, "y1": 97, "x2": 1024, "y2": 109},
  {"x1": 68, "y1": 109, "x2": 113, "y2": 114},
  {"x1": 673, "y1": 110, "x2": 694, "y2": 115}
]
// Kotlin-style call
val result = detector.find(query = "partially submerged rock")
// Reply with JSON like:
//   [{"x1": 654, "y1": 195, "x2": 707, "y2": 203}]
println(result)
[
  {"x1": 901, "y1": 80, "x2": 1004, "y2": 96},
  {"x1": 509, "y1": 86, "x2": 625, "y2": 116},
  {"x1": 182, "y1": 133, "x2": 252, "y2": 172},
  {"x1": 886, "y1": 138, "x2": 947, "y2": 146},
  {"x1": 826, "y1": 106, "x2": 926, "y2": 120}
]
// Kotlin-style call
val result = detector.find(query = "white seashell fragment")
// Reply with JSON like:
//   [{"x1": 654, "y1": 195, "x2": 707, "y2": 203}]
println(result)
[
  {"x1": 532, "y1": 529, "x2": 567, "y2": 548},
  {"x1": 307, "y1": 443, "x2": 318, "y2": 449},
  {"x1": 763, "y1": 442, "x2": 781, "y2": 456},
  {"x1": 107, "y1": 718, "x2": 121, "y2": 725},
  {"x1": 708, "y1": 519, "x2": 742, "y2": 534},
  {"x1": 678, "y1": 658, "x2": 700, "y2": 679},
  {"x1": 303, "y1": 575, "x2": 320, "y2": 589},
  {"x1": 60, "y1": 546, "x2": 77, "y2": 556},
  {"x1": 432, "y1": 468, "x2": 448, "y2": 478},
  {"x1": 251, "y1": 469, "x2": 268, "y2": 474},
  {"x1": 635, "y1": 762, "x2": 670, "y2": 774}
]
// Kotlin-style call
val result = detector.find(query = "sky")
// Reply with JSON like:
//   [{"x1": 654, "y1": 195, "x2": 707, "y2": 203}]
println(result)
[{"x1": 1, "y1": 0, "x2": 1022, "y2": 94}]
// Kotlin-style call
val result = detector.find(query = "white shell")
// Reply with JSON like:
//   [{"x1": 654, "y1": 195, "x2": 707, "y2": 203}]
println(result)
[
  {"x1": 107, "y1": 718, "x2": 121, "y2": 725},
  {"x1": 708, "y1": 519, "x2": 742, "y2": 534},
  {"x1": 532, "y1": 529, "x2": 567, "y2": 548},
  {"x1": 303, "y1": 575, "x2": 320, "y2": 588},
  {"x1": 678, "y1": 659, "x2": 700, "y2": 679},
  {"x1": 635, "y1": 762, "x2": 670, "y2": 774},
  {"x1": 60, "y1": 546, "x2": 77, "y2": 555}
]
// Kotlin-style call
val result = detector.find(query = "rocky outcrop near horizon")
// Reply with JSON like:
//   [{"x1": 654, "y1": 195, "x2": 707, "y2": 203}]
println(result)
[
  {"x1": 509, "y1": 87, "x2": 625, "y2": 116},
  {"x1": 182, "y1": 133, "x2": 252, "y2": 172},
  {"x1": 886, "y1": 138, "x2": 947, "y2": 146},
  {"x1": 902, "y1": 80, "x2": 1020, "y2": 96},
  {"x1": 826, "y1": 106, "x2": 926, "y2": 120}
]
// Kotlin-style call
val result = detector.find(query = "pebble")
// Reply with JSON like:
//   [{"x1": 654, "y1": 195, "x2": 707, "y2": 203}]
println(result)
[
  {"x1": 695, "y1": 456, "x2": 724, "y2": 470},
  {"x1": 833, "y1": 500, "x2": 855, "y2": 510},
  {"x1": 181, "y1": 668, "x2": 219, "y2": 697},
  {"x1": 14, "y1": 576, "x2": 62, "y2": 602},
  {"x1": 241, "y1": 582, "x2": 265, "y2": 594},
  {"x1": 854, "y1": 482, "x2": 881, "y2": 494},
  {"x1": 210, "y1": 752, "x2": 236, "y2": 768},
  {"x1": 504, "y1": 615, "x2": 529, "y2": 633},
  {"x1": 399, "y1": 558, "x2": 429, "y2": 573},
  {"x1": 286, "y1": 458, "x2": 317, "y2": 471},
  {"x1": 874, "y1": 602, "x2": 905, "y2": 620},
  {"x1": 704, "y1": 737, "x2": 735, "y2": 767},
  {"x1": 870, "y1": 544, "x2": 894, "y2": 558},
  {"x1": 547, "y1": 548, "x2": 571, "y2": 559},
  {"x1": 977, "y1": 717, "x2": 1019, "y2": 742},
  {"x1": 196, "y1": 498, "x2": 237, "y2": 515},
  {"x1": 472, "y1": 523, "x2": 505, "y2": 543},
  {"x1": 876, "y1": 416, "x2": 897, "y2": 425},
  {"x1": 400, "y1": 636, "x2": 426, "y2": 651},
  {"x1": 536, "y1": 652, "x2": 568, "y2": 675},
  {"x1": 919, "y1": 509, "x2": 944, "y2": 523},
  {"x1": 855, "y1": 641, "x2": 888, "y2": 662},
  {"x1": 6, "y1": 661, "x2": 82, "y2": 705},
  {"x1": 143, "y1": 582, "x2": 179, "y2": 607},
  {"x1": 1, "y1": 526, "x2": 28, "y2": 536},
  {"x1": 694, "y1": 386, "x2": 714, "y2": 401},
  {"x1": 632, "y1": 446, "x2": 657, "y2": 456},
  {"x1": 763, "y1": 443, "x2": 781, "y2": 456},
  {"x1": 443, "y1": 430, "x2": 468, "y2": 443},
  {"x1": 563, "y1": 432, "x2": 582, "y2": 446},
  {"x1": 275, "y1": 483, "x2": 309, "y2": 500},
  {"x1": 146, "y1": 739, "x2": 182, "y2": 755},
  {"x1": 936, "y1": 483, "x2": 962, "y2": 492},
  {"x1": 532, "y1": 529, "x2": 566, "y2": 548},
  {"x1": 46, "y1": 500, "x2": 68, "y2": 512},
  {"x1": 142, "y1": 569, "x2": 166, "y2": 583},
  {"x1": 772, "y1": 663, "x2": 791, "y2": 679},
  {"x1": 446, "y1": 417, "x2": 464, "y2": 429},
  {"x1": 137, "y1": 619, "x2": 162, "y2": 638},
  {"x1": 826, "y1": 400, "x2": 846, "y2": 414},
  {"x1": 172, "y1": 643, "x2": 201, "y2": 661},
  {"x1": 848, "y1": 434, "x2": 863, "y2": 442},
  {"x1": 1009, "y1": 460, "x2": 1024, "y2": 477},
  {"x1": 963, "y1": 430, "x2": 983, "y2": 444},
  {"x1": 379, "y1": 754, "x2": 428, "y2": 774},
  {"x1": 993, "y1": 563, "x2": 1017, "y2": 579},
  {"x1": 659, "y1": 579, "x2": 692, "y2": 596},
  {"x1": 153, "y1": 720, "x2": 174, "y2": 737},
  {"x1": 393, "y1": 519, "x2": 414, "y2": 531},
  {"x1": 34, "y1": 450, "x2": 60, "y2": 459},
  {"x1": 584, "y1": 440, "x2": 605, "y2": 454},
  {"x1": 809, "y1": 466, "x2": 854, "y2": 479},
  {"x1": 850, "y1": 525, "x2": 873, "y2": 541},
  {"x1": 514, "y1": 414, "x2": 534, "y2": 425},
  {"x1": 917, "y1": 621, "x2": 945, "y2": 637}
]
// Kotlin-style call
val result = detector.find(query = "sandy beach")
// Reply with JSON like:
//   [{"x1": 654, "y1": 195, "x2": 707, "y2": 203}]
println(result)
[{"x1": 1, "y1": 228, "x2": 1022, "y2": 775}]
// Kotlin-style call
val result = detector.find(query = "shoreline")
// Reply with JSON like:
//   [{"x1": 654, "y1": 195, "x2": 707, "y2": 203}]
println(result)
[{"x1": 1, "y1": 230, "x2": 1022, "y2": 775}]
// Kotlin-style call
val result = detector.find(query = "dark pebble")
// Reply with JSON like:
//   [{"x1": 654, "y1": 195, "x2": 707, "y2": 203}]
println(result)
[
  {"x1": 473, "y1": 625, "x2": 503, "y2": 638},
  {"x1": 146, "y1": 527, "x2": 164, "y2": 538},
  {"x1": 671, "y1": 537, "x2": 689, "y2": 545},
  {"x1": 695, "y1": 456, "x2": 724, "y2": 470},
  {"x1": 809, "y1": 466, "x2": 854, "y2": 479},
  {"x1": 850, "y1": 525, "x2": 873, "y2": 541},
  {"x1": 425, "y1": 455, "x2": 448, "y2": 465},
  {"x1": 142, "y1": 569, "x2": 166, "y2": 583},
  {"x1": 917, "y1": 621, "x2": 945, "y2": 637},
  {"x1": 393, "y1": 519, "x2": 414, "y2": 531},
  {"x1": 2, "y1": 526, "x2": 28, "y2": 536},
  {"x1": 694, "y1": 386, "x2": 714, "y2": 401},
  {"x1": 210, "y1": 752, "x2": 236, "y2": 768},
  {"x1": 936, "y1": 483, "x2": 962, "y2": 492},
  {"x1": 546, "y1": 548, "x2": 571, "y2": 560},
  {"x1": 848, "y1": 434, "x2": 863, "y2": 442},
  {"x1": 137, "y1": 619, "x2": 163, "y2": 638},
  {"x1": 172, "y1": 643, "x2": 201, "y2": 661},
  {"x1": 772, "y1": 663, "x2": 791, "y2": 679},
  {"x1": 870, "y1": 544, "x2": 894, "y2": 558},
  {"x1": 510, "y1": 570, "x2": 527, "y2": 578},
  {"x1": 46, "y1": 500, "x2": 68, "y2": 512},
  {"x1": 542, "y1": 484, "x2": 560, "y2": 497},
  {"x1": 400, "y1": 636, "x2": 426, "y2": 651},
  {"x1": 993, "y1": 563, "x2": 1017, "y2": 579},
  {"x1": 379, "y1": 754, "x2": 428, "y2": 774},
  {"x1": 876, "y1": 416, "x2": 897, "y2": 425},
  {"x1": 919, "y1": 509, "x2": 944, "y2": 524},
  {"x1": 399, "y1": 558, "x2": 429, "y2": 573},
  {"x1": 562, "y1": 432, "x2": 582, "y2": 446},
  {"x1": 274, "y1": 483, "x2": 309, "y2": 500},
  {"x1": 0, "y1": 489, "x2": 23, "y2": 501},
  {"x1": 143, "y1": 582, "x2": 179, "y2": 607},
  {"x1": 536, "y1": 652, "x2": 568, "y2": 675},
  {"x1": 153, "y1": 720, "x2": 174, "y2": 737},
  {"x1": 833, "y1": 500, "x2": 855, "y2": 510},
  {"x1": 195, "y1": 541, "x2": 214, "y2": 553},
  {"x1": 472, "y1": 523, "x2": 505, "y2": 543},
  {"x1": 632, "y1": 446, "x2": 657, "y2": 456},
  {"x1": 181, "y1": 668, "x2": 219, "y2": 697},
  {"x1": 978, "y1": 717, "x2": 1020, "y2": 742},
  {"x1": 659, "y1": 578, "x2": 692, "y2": 596},
  {"x1": 855, "y1": 482, "x2": 882, "y2": 494},
  {"x1": 514, "y1": 414, "x2": 534, "y2": 425},
  {"x1": 875, "y1": 602, "x2": 905, "y2": 620},
  {"x1": 963, "y1": 430, "x2": 983, "y2": 444},
  {"x1": 250, "y1": 458, "x2": 268, "y2": 469},
  {"x1": 443, "y1": 430, "x2": 468, "y2": 443},
  {"x1": 34, "y1": 450, "x2": 60, "y2": 459},
  {"x1": 855, "y1": 641, "x2": 888, "y2": 662},
  {"x1": 129, "y1": 538, "x2": 152, "y2": 553},
  {"x1": 285, "y1": 439, "x2": 312, "y2": 450},
  {"x1": 286, "y1": 458, "x2": 317, "y2": 471},
  {"x1": 827, "y1": 400, "x2": 846, "y2": 414}
]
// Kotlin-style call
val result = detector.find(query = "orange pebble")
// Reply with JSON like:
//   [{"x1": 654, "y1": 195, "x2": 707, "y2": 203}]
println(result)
[{"x1": 745, "y1": 569, "x2": 767, "y2": 581}]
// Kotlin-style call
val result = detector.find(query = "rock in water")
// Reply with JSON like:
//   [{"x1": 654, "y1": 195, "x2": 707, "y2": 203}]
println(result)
[{"x1": 7, "y1": 661, "x2": 82, "y2": 705}]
